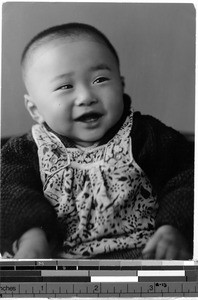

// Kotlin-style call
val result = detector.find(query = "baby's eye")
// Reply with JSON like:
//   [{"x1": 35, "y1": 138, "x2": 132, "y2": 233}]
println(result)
[
  {"x1": 56, "y1": 84, "x2": 73, "y2": 91},
  {"x1": 93, "y1": 77, "x2": 109, "y2": 84}
]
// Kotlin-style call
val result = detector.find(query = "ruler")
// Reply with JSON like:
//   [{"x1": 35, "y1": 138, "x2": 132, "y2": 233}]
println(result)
[{"x1": 0, "y1": 260, "x2": 198, "y2": 297}]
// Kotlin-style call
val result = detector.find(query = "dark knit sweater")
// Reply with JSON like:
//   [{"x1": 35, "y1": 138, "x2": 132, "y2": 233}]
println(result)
[{"x1": 1, "y1": 110, "x2": 194, "y2": 258}]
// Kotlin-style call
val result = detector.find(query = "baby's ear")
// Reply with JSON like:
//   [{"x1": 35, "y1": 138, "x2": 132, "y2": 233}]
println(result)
[
  {"x1": 121, "y1": 76, "x2": 125, "y2": 89},
  {"x1": 24, "y1": 94, "x2": 44, "y2": 124}
]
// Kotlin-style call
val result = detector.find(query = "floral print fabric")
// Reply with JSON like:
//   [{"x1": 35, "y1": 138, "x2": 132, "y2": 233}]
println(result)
[{"x1": 32, "y1": 108, "x2": 158, "y2": 258}]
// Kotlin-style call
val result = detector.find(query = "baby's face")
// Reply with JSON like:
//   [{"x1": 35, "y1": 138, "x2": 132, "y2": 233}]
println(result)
[{"x1": 25, "y1": 38, "x2": 124, "y2": 146}]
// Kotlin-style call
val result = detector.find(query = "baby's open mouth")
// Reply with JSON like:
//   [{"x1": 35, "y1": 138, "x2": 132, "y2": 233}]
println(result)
[{"x1": 75, "y1": 112, "x2": 102, "y2": 123}]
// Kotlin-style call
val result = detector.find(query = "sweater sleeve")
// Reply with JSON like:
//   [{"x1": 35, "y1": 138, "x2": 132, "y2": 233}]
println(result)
[
  {"x1": 0, "y1": 133, "x2": 62, "y2": 254},
  {"x1": 132, "y1": 112, "x2": 194, "y2": 249}
]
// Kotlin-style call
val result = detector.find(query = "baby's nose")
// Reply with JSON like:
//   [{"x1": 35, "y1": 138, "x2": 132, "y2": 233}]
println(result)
[{"x1": 75, "y1": 88, "x2": 98, "y2": 106}]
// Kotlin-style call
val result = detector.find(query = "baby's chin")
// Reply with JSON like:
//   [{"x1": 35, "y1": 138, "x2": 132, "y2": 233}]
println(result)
[
  {"x1": 59, "y1": 132, "x2": 101, "y2": 147},
  {"x1": 66, "y1": 131, "x2": 104, "y2": 147}
]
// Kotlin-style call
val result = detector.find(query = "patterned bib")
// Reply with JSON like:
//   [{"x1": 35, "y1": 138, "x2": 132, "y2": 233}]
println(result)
[{"x1": 32, "y1": 108, "x2": 158, "y2": 258}]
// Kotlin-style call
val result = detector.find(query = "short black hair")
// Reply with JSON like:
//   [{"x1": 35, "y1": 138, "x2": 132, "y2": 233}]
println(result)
[{"x1": 21, "y1": 22, "x2": 120, "y2": 79}]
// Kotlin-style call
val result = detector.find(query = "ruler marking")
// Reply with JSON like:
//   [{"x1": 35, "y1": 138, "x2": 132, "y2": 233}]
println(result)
[{"x1": 1, "y1": 261, "x2": 198, "y2": 297}]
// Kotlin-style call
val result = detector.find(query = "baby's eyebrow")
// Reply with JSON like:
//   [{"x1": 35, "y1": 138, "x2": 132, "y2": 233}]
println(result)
[
  {"x1": 89, "y1": 64, "x2": 111, "y2": 72},
  {"x1": 51, "y1": 72, "x2": 74, "y2": 83}
]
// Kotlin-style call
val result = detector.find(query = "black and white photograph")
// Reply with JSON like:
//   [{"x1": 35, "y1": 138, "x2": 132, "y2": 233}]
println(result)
[{"x1": 1, "y1": 2, "x2": 196, "y2": 261}]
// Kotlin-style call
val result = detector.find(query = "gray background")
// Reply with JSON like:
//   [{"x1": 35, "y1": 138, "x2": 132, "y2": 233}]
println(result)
[{"x1": 1, "y1": 2, "x2": 195, "y2": 137}]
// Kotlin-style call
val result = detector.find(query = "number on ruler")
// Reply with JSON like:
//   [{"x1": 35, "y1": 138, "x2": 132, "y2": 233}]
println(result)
[
  {"x1": 93, "y1": 284, "x2": 99, "y2": 293},
  {"x1": 149, "y1": 284, "x2": 154, "y2": 292}
]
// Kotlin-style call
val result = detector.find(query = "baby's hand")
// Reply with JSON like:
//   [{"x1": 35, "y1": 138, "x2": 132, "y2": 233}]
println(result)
[
  {"x1": 13, "y1": 228, "x2": 51, "y2": 259},
  {"x1": 142, "y1": 225, "x2": 191, "y2": 260}
]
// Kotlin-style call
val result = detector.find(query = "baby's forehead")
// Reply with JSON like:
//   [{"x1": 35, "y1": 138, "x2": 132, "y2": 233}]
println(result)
[
  {"x1": 36, "y1": 34, "x2": 106, "y2": 55},
  {"x1": 23, "y1": 34, "x2": 107, "y2": 76}
]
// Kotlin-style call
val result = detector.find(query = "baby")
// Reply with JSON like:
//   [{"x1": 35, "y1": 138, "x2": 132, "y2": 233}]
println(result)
[{"x1": 1, "y1": 23, "x2": 194, "y2": 259}]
